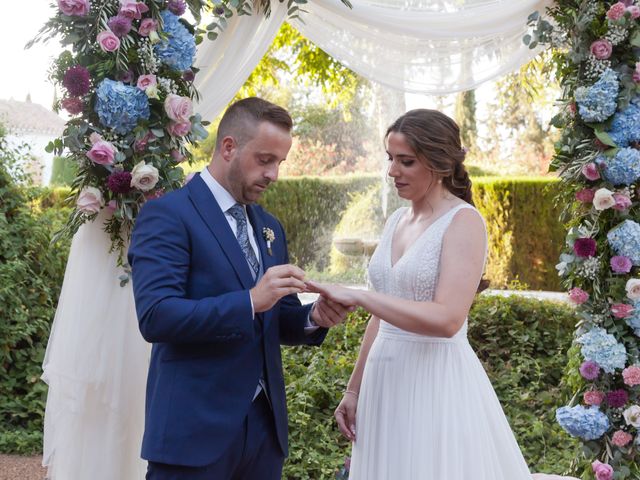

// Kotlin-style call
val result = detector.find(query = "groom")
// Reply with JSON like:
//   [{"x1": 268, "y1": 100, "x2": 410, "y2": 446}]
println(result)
[{"x1": 128, "y1": 97, "x2": 350, "y2": 479}]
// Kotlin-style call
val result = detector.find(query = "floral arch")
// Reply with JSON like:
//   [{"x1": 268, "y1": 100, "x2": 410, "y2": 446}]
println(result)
[{"x1": 37, "y1": 0, "x2": 640, "y2": 478}]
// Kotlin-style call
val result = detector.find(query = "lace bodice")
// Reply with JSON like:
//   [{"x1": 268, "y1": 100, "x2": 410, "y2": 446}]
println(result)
[{"x1": 367, "y1": 203, "x2": 483, "y2": 341}]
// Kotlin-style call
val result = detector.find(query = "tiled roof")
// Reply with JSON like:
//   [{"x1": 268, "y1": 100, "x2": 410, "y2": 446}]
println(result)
[{"x1": 0, "y1": 98, "x2": 65, "y2": 136}]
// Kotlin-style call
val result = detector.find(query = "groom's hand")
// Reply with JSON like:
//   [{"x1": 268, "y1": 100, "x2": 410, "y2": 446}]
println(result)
[
  {"x1": 310, "y1": 295, "x2": 353, "y2": 328},
  {"x1": 251, "y1": 264, "x2": 306, "y2": 313}
]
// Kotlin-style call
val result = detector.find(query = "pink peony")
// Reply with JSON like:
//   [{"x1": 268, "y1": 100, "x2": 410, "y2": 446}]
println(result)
[
  {"x1": 61, "y1": 97, "x2": 84, "y2": 115},
  {"x1": 607, "y1": 389, "x2": 629, "y2": 408},
  {"x1": 612, "y1": 430, "x2": 633, "y2": 447},
  {"x1": 573, "y1": 237, "x2": 597, "y2": 258},
  {"x1": 590, "y1": 39, "x2": 613, "y2": 60},
  {"x1": 607, "y1": 2, "x2": 627, "y2": 20},
  {"x1": 138, "y1": 18, "x2": 158, "y2": 36},
  {"x1": 580, "y1": 360, "x2": 601, "y2": 380},
  {"x1": 136, "y1": 74, "x2": 157, "y2": 90},
  {"x1": 628, "y1": 5, "x2": 640, "y2": 18},
  {"x1": 592, "y1": 460, "x2": 614, "y2": 480},
  {"x1": 611, "y1": 255, "x2": 633, "y2": 274},
  {"x1": 584, "y1": 390, "x2": 606, "y2": 406},
  {"x1": 569, "y1": 287, "x2": 589, "y2": 305},
  {"x1": 58, "y1": 0, "x2": 89, "y2": 16},
  {"x1": 167, "y1": 121, "x2": 191, "y2": 137},
  {"x1": 575, "y1": 188, "x2": 595, "y2": 203},
  {"x1": 119, "y1": 0, "x2": 149, "y2": 19},
  {"x1": 613, "y1": 192, "x2": 632, "y2": 211},
  {"x1": 86, "y1": 140, "x2": 116, "y2": 165},
  {"x1": 164, "y1": 94, "x2": 193, "y2": 123},
  {"x1": 582, "y1": 162, "x2": 601, "y2": 181},
  {"x1": 623, "y1": 366, "x2": 640, "y2": 386},
  {"x1": 97, "y1": 30, "x2": 120, "y2": 52},
  {"x1": 611, "y1": 303, "x2": 634, "y2": 318},
  {"x1": 76, "y1": 186, "x2": 103, "y2": 214}
]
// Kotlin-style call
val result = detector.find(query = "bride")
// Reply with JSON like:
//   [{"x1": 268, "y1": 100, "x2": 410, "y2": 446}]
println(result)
[{"x1": 307, "y1": 109, "x2": 575, "y2": 480}]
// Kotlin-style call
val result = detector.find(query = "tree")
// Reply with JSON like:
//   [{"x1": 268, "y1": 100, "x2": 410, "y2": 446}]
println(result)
[{"x1": 455, "y1": 89, "x2": 478, "y2": 152}]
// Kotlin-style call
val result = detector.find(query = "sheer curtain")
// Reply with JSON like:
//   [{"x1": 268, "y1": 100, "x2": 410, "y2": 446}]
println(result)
[{"x1": 195, "y1": 0, "x2": 551, "y2": 120}]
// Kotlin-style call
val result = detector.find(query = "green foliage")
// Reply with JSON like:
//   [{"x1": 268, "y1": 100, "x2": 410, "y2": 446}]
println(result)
[
  {"x1": 49, "y1": 156, "x2": 78, "y2": 187},
  {"x1": 455, "y1": 89, "x2": 478, "y2": 151},
  {"x1": 0, "y1": 163, "x2": 72, "y2": 453},
  {"x1": 282, "y1": 294, "x2": 580, "y2": 478}
]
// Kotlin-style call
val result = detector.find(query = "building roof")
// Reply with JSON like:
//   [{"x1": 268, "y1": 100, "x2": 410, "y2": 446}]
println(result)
[{"x1": 0, "y1": 98, "x2": 66, "y2": 136}]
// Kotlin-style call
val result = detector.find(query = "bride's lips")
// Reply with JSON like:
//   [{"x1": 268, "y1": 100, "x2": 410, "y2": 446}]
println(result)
[{"x1": 394, "y1": 182, "x2": 408, "y2": 189}]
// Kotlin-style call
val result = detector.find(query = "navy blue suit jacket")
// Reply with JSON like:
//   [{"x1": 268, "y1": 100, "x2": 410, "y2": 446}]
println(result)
[{"x1": 128, "y1": 173, "x2": 327, "y2": 467}]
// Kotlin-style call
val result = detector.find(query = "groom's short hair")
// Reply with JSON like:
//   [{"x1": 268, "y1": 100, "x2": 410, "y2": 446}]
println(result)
[{"x1": 216, "y1": 97, "x2": 292, "y2": 150}]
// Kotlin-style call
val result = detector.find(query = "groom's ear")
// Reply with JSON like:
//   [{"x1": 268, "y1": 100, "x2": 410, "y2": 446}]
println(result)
[{"x1": 220, "y1": 136, "x2": 237, "y2": 162}]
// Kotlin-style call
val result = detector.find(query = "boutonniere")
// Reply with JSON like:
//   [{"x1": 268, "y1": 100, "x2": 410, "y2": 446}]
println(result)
[{"x1": 263, "y1": 227, "x2": 275, "y2": 255}]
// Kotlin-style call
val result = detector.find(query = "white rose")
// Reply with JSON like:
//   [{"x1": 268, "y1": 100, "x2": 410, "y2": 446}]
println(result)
[
  {"x1": 76, "y1": 186, "x2": 104, "y2": 214},
  {"x1": 626, "y1": 279, "x2": 640, "y2": 301},
  {"x1": 593, "y1": 188, "x2": 616, "y2": 211},
  {"x1": 130, "y1": 161, "x2": 160, "y2": 192},
  {"x1": 145, "y1": 84, "x2": 160, "y2": 100},
  {"x1": 624, "y1": 405, "x2": 640, "y2": 427}
]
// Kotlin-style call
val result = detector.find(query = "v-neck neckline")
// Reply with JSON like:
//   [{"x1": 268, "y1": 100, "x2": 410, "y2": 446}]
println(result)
[{"x1": 389, "y1": 204, "x2": 464, "y2": 269}]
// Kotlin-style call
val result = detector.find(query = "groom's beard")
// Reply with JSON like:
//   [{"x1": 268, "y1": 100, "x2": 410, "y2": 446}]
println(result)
[{"x1": 228, "y1": 162, "x2": 271, "y2": 204}]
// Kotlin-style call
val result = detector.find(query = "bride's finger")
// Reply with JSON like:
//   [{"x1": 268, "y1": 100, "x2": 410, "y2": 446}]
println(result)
[{"x1": 335, "y1": 408, "x2": 353, "y2": 440}]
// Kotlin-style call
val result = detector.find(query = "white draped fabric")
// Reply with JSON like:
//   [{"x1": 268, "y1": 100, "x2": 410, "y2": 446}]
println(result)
[{"x1": 195, "y1": 0, "x2": 551, "y2": 121}]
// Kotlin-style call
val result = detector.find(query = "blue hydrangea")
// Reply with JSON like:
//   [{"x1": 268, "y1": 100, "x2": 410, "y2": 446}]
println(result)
[
  {"x1": 575, "y1": 69, "x2": 619, "y2": 123},
  {"x1": 94, "y1": 79, "x2": 150, "y2": 134},
  {"x1": 625, "y1": 300, "x2": 640, "y2": 336},
  {"x1": 154, "y1": 10, "x2": 195, "y2": 71},
  {"x1": 608, "y1": 98, "x2": 640, "y2": 147},
  {"x1": 608, "y1": 220, "x2": 640, "y2": 266},
  {"x1": 556, "y1": 405, "x2": 610, "y2": 440},
  {"x1": 596, "y1": 148, "x2": 640, "y2": 185},
  {"x1": 577, "y1": 327, "x2": 627, "y2": 373}
]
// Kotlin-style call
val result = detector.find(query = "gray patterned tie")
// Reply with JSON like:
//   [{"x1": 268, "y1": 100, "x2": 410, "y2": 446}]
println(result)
[{"x1": 227, "y1": 204, "x2": 260, "y2": 279}]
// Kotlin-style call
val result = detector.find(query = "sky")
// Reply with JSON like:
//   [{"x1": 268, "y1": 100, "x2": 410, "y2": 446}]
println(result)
[{"x1": 0, "y1": 2, "x2": 63, "y2": 108}]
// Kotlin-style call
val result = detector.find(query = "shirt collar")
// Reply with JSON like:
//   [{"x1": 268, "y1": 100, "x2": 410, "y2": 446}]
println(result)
[{"x1": 200, "y1": 167, "x2": 242, "y2": 214}]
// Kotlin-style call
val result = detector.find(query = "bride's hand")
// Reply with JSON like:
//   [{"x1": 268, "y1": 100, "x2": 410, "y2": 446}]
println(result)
[
  {"x1": 335, "y1": 391, "x2": 358, "y2": 442},
  {"x1": 305, "y1": 281, "x2": 360, "y2": 307}
]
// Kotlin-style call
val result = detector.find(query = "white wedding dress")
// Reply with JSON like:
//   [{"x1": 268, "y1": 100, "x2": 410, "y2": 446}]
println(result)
[
  {"x1": 42, "y1": 211, "x2": 150, "y2": 480},
  {"x1": 349, "y1": 204, "x2": 533, "y2": 479}
]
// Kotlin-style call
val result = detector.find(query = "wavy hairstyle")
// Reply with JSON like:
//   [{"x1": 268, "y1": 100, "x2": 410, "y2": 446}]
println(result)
[{"x1": 385, "y1": 109, "x2": 473, "y2": 205}]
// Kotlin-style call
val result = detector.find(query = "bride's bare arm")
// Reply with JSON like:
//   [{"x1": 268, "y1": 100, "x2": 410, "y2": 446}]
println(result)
[
  {"x1": 309, "y1": 209, "x2": 486, "y2": 338},
  {"x1": 335, "y1": 315, "x2": 380, "y2": 441}
]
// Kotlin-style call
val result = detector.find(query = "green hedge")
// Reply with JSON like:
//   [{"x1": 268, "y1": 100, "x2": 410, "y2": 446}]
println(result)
[
  {"x1": 282, "y1": 294, "x2": 580, "y2": 479},
  {"x1": 49, "y1": 157, "x2": 77, "y2": 187}
]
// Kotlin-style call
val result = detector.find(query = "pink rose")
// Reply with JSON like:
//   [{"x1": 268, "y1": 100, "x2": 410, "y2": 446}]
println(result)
[
  {"x1": 611, "y1": 303, "x2": 634, "y2": 318},
  {"x1": 582, "y1": 162, "x2": 600, "y2": 181},
  {"x1": 607, "y1": 2, "x2": 627, "y2": 20},
  {"x1": 58, "y1": 0, "x2": 89, "y2": 16},
  {"x1": 592, "y1": 460, "x2": 614, "y2": 480},
  {"x1": 119, "y1": 0, "x2": 149, "y2": 19},
  {"x1": 568, "y1": 287, "x2": 589, "y2": 305},
  {"x1": 97, "y1": 30, "x2": 120, "y2": 52},
  {"x1": 76, "y1": 186, "x2": 104, "y2": 214},
  {"x1": 167, "y1": 121, "x2": 191, "y2": 137},
  {"x1": 171, "y1": 149, "x2": 186, "y2": 163},
  {"x1": 628, "y1": 5, "x2": 640, "y2": 18},
  {"x1": 623, "y1": 366, "x2": 640, "y2": 386},
  {"x1": 613, "y1": 192, "x2": 632, "y2": 211},
  {"x1": 575, "y1": 188, "x2": 595, "y2": 203},
  {"x1": 138, "y1": 18, "x2": 158, "y2": 36},
  {"x1": 164, "y1": 94, "x2": 193, "y2": 123},
  {"x1": 590, "y1": 40, "x2": 613, "y2": 60},
  {"x1": 136, "y1": 74, "x2": 157, "y2": 90},
  {"x1": 584, "y1": 390, "x2": 606, "y2": 406},
  {"x1": 612, "y1": 430, "x2": 633, "y2": 447},
  {"x1": 86, "y1": 140, "x2": 116, "y2": 165},
  {"x1": 106, "y1": 199, "x2": 118, "y2": 214}
]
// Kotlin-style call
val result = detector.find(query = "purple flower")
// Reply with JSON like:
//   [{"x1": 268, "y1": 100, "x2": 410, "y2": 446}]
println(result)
[
  {"x1": 108, "y1": 14, "x2": 133, "y2": 37},
  {"x1": 607, "y1": 389, "x2": 629, "y2": 408},
  {"x1": 117, "y1": 69, "x2": 134, "y2": 84},
  {"x1": 182, "y1": 69, "x2": 195, "y2": 82},
  {"x1": 580, "y1": 361, "x2": 601, "y2": 380},
  {"x1": 611, "y1": 255, "x2": 633, "y2": 274},
  {"x1": 107, "y1": 171, "x2": 133, "y2": 194},
  {"x1": 61, "y1": 97, "x2": 84, "y2": 115},
  {"x1": 574, "y1": 238, "x2": 597, "y2": 258},
  {"x1": 62, "y1": 65, "x2": 91, "y2": 96},
  {"x1": 167, "y1": 0, "x2": 186, "y2": 16},
  {"x1": 214, "y1": 5, "x2": 225, "y2": 15}
]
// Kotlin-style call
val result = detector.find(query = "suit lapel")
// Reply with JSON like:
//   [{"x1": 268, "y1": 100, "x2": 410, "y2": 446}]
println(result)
[{"x1": 187, "y1": 174, "x2": 254, "y2": 290}]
